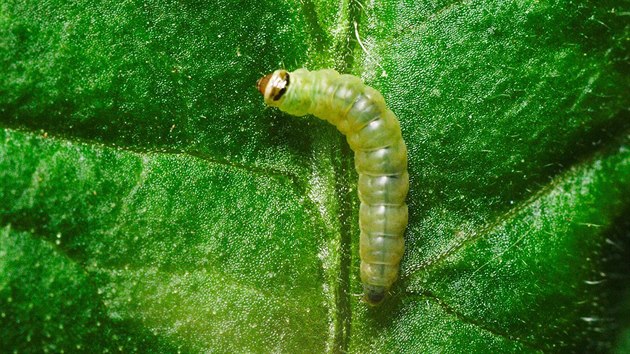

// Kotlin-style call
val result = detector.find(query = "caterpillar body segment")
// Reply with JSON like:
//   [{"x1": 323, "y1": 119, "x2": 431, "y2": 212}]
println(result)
[{"x1": 257, "y1": 69, "x2": 409, "y2": 305}]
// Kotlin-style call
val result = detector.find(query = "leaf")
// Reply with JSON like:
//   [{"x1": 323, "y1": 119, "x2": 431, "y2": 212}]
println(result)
[{"x1": 1, "y1": 0, "x2": 629, "y2": 352}]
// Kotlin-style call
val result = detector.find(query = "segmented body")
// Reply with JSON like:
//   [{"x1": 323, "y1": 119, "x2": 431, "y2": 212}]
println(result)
[{"x1": 257, "y1": 68, "x2": 408, "y2": 305}]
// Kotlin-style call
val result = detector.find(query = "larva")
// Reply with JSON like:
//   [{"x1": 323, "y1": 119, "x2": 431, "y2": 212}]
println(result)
[{"x1": 257, "y1": 69, "x2": 409, "y2": 305}]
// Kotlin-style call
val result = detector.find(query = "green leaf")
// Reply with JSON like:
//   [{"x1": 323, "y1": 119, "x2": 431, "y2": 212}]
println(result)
[{"x1": 1, "y1": 0, "x2": 628, "y2": 352}]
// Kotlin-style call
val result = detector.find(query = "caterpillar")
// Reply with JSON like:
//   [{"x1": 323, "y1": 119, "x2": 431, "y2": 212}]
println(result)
[{"x1": 257, "y1": 68, "x2": 409, "y2": 305}]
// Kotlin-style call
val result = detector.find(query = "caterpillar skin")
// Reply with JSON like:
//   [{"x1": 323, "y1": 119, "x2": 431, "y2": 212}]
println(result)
[{"x1": 257, "y1": 68, "x2": 408, "y2": 305}]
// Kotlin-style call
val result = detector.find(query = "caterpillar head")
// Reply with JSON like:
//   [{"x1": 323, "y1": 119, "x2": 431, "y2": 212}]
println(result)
[{"x1": 257, "y1": 69, "x2": 290, "y2": 107}]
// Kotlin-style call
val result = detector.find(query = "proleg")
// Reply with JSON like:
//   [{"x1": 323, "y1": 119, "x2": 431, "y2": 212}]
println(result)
[{"x1": 257, "y1": 68, "x2": 409, "y2": 305}]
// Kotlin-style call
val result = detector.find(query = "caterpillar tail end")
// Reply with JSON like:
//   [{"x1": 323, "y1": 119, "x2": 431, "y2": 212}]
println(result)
[{"x1": 362, "y1": 284, "x2": 386, "y2": 306}]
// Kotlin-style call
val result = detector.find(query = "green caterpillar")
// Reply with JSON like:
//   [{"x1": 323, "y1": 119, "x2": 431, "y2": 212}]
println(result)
[{"x1": 257, "y1": 68, "x2": 409, "y2": 305}]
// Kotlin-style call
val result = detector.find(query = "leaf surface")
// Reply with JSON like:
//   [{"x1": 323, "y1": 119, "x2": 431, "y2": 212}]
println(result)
[{"x1": 1, "y1": 0, "x2": 629, "y2": 352}]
